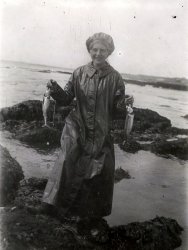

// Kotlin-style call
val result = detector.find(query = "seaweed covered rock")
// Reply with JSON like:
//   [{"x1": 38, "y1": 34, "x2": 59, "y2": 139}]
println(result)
[
  {"x1": 109, "y1": 216, "x2": 183, "y2": 250},
  {"x1": 0, "y1": 100, "x2": 172, "y2": 135},
  {"x1": 151, "y1": 138, "x2": 188, "y2": 160},
  {"x1": 1, "y1": 176, "x2": 183, "y2": 250},
  {"x1": 165, "y1": 126, "x2": 188, "y2": 136},
  {"x1": 15, "y1": 126, "x2": 62, "y2": 148},
  {"x1": 114, "y1": 167, "x2": 132, "y2": 183},
  {"x1": 119, "y1": 138, "x2": 142, "y2": 153},
  {"x1": 1, "y1": 209, "x2": 183, "y2": 250},
  {"x1": 0, "y1": 100, "x2": 74, "y2": 148},
  {"x1": 113, "y1": 107, "x2": 171, "y2": 133},
  {"x1": 0, "y1": 100, "x2": 43, "y2": 122},
  {"x1": 1, "y1": 100, "x2": 188, "y2": 159},
  {"x1": 14, "y1": 178, "x2": 47, "y2": 209},
  {"x1": 0, "y1": 99, "x2": 75, "y2": 124},
  {"x1": 182, "y1": 114, "x2": 188, "y2": 120},
  {"x1": 133, "y1": 108, "x2": 171, "y2": 133},
  {"x1": 0, "y1": 145, "x2": 24, "y2": 206}
]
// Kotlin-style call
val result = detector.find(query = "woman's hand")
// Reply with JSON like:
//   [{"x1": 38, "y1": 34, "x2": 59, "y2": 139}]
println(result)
[
  {"x1": 47, "y1": 79, "x2": 57, "y2": 90},
  {"x1": 125, "y1": 95, "x2": 134, "y2": 106}
]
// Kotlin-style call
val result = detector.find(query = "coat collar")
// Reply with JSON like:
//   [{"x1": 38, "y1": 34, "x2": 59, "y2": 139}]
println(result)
[{"x1": 85, "y1": 62, "x2": 114, "y2": 78}]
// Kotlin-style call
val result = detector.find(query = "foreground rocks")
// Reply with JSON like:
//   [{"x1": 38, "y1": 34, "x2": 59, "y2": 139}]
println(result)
[
  {"x1": 0, "y1": 100, "x2": 188, "y2": 159},
  {"x1": 0, "y1": 144, "x2": 24, "y2": 206},
  {"x1": 119, "y1": 136, "x2": 188, "y2": 160},
  {"x1": 1, "y1": 208, "x2": 183, "y2": 250},
  {"x1": 1, "y1": 177, "x2": 183, "y2": 250}
]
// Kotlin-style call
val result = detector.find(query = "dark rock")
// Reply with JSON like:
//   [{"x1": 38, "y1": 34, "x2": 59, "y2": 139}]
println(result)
[
  {"x1": 1, "y1": 120, "x2": 42, "y2": 134},
  {"x1": 123, "y1": 78, "x2": 188, "y2": 91},
  {"x1": 118, "y1": 134, "x2": 188, "y2": 160},
  {"x1": 109, "y1": 216, "x2": 183, "y2": 250},
  {"x1": 113, "y1": 107, "x2": 171, "y2": 133},
  {"x1": 14, "y1": 177, "x2": 47, "y2": 209},
  {"x1": 182, "y1": 114, "x2": 188, "y2": 120},
  {"x1": 25, "y1": 177, "x2": 48, "y2": 189},
  {"x1": 0, "y1": 99, "x2": 75, "y2": 124},
  {"x1": 1, "y1": 208, "x2": 183, "y2": 250},
  {"x1": 119, "y1": 138, "x2": 142, "y2": 153},
  {"x1": 1, "y1": 176, "x2": 183, "y2": 250},
  {"x1": 114, "y1": 167, "x2": 132, "y2": 183},
  {"x1": 133, "y1": 108, "x2": 171, "y2": 133},
  {"x1": 0, "y1": 145, "x2": 24, "y2": 206},
  {"x1": 0, "y1": 119, "x2": 21, "y2": 131},
  {"x1": 15, "y1": 126, "x2": 62, "y2": 148},
  {"x1": 1, "y1": 100, "x2": 172, "y2": 134},
  {"x1": 151, "y1": 138, "x2": 188, "y2": 160},
  {"x1": 1, "y1": 100, "x2": 188, "y2": 159},
  {"x1": 0, "y1": 100, "x2": 74, "y2": 148},
  {"x1": 165, "y1": 126, "x2": 188, "y2": 135},
  {"x1": 111, "y1": 129, "x2": 126, "y2": 143},
  {"x1": 0, "y1": 100, "x2": 43, "y2": 122}
]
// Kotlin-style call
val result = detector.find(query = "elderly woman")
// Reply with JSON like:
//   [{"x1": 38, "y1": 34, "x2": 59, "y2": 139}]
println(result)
[{"x1": 42, "y1": 32, "x2": 133, "y2": 232}]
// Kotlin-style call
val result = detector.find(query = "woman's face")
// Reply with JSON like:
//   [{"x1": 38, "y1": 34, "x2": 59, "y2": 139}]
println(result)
[{"x1": 89, "y1": 42, "x2": 109, "y2": 67}]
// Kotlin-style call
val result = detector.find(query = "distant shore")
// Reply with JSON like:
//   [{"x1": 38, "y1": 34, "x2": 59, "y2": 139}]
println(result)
[
  {"x1": 123, "y1": 79, "x2": 188, "y2": 91},
  {"x1": 1, "y1": 60, "x2": 188, "y2": 91}
]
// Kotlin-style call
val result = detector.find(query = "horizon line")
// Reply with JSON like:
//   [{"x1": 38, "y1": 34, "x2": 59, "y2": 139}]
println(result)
[{"x1": 1, "y1": 59, "x2": 187, "y2": 80}]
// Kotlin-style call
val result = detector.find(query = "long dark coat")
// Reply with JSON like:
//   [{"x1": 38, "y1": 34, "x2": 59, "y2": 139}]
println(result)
[{"x1": 42, "y1": 62, "x2": 127, "y2": 218}]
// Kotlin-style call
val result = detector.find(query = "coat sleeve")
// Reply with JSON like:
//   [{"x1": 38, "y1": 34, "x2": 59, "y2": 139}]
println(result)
[
  {"x1": 113, "y1": 74, "x2": 127, "y2": 113},
  {"x1": 49, "y1": 73, "x2": 75, "y2": 106}
]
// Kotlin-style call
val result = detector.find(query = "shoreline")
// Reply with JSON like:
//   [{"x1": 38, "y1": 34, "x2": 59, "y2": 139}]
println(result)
[
  {"x1": 123, "y1": 79, "x2": 188, "y2": 91},
  {"x1": 1, "y1": 60, "x2": 188, "y2": 91}
]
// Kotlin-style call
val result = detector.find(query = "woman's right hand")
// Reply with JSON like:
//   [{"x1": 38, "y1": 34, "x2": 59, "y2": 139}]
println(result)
[
  {"x1": 125, "y1": 95, "x2": 134, "y2": 106},
  {"x1": 47, "y1": 79, "x2": 57, "y2": 90}
]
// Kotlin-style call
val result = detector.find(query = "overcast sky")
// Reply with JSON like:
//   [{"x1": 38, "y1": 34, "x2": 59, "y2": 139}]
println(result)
[{"x1": 0, "y1": 0, "x2": 188, "y2": 77}]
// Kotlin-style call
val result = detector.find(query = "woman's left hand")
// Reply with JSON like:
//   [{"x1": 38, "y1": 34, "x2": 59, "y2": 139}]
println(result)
[{"x1": 125, "y1": 95, "x2": 134, "y2": 106}]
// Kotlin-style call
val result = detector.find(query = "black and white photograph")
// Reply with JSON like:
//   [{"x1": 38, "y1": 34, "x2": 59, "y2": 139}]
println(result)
[{"x1": 0, "y1": 0, "x2": 188, "y2": 249}]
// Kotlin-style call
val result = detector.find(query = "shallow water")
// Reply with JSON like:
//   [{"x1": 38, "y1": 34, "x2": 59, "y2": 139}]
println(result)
[
  {"x1": 0, "y1": 130, "x2": 59, "y2": 178},
  {"x1": 109, "y1": 145, "x2": 188, "y2": 225},
  {"x1": 109, "y1": 145, "x2": 188, "y2": 249}
]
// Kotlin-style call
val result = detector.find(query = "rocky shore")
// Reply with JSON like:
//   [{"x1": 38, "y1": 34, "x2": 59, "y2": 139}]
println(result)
[
  {"x1": 122, "y1": 74, "x2": 188, "y2": 91},
  {"x1": 0, "y1": 145, "x2": 24, "y2": 206},
  {"x1": 123, "y1": 79, "x2": 188, "y2": 91},
  {"x1": 0, "y1": 100, "x2": 187, "y2": 249},
  {"x1": 0, "y1": 150, "x2": 183, "y2": 250},
  {"x1": 0, "y1": 100, "x2": 187, "y2": 160}
]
